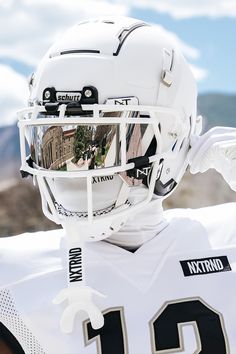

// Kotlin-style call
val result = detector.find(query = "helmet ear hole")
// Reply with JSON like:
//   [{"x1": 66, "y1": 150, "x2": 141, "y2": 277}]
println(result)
[{"x1": 102, "y1": 20, "x2": 115, "y2": 24}]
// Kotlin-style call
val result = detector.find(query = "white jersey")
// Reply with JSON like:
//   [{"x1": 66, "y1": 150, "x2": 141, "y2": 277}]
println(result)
[{"x1": 1, "y1": 203, "x2": 236, "y2": 354}]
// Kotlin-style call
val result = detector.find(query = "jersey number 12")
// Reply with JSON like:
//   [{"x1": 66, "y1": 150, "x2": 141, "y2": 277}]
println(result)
[{"x1": 84, "y1": 297, "x2": 228, "y2": 353}]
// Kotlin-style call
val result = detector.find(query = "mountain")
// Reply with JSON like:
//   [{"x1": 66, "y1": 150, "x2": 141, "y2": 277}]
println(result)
[
  {"x1": 198, "y1": 93, "x2": 236, "y2": 130},
  {"x1": 0, "y1": 179, "x2": 61, "y2": 236},
  {"x1": 0, "y1": 124, "x2": 19, "y2": 161},
  {"x1": 0, "y1": 124, "x2": 21, "y2": 181}
]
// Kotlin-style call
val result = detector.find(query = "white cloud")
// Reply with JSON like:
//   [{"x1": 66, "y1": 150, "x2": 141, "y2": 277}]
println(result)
[
  {"x1": 0, "y1": 0, "x2": 129, "y2": 66},
  {"x1": 116, "y1": 0, "x2": 236, "y2": 19},
  {"x1": 0, "y1": 64, "x2": 28, "y2": 126},
  {"x1": 190, "y1": 64, "x2": 208, "y2": 81},
  {"x1": 0, "y1": 0, "x2": 207, "y2": 76},
  {"x1": 0, "y1": 0, "x2": 209, "y2": 66}
]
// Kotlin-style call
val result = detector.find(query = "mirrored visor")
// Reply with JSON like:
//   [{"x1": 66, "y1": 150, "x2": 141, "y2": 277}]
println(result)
[{"x1": 27, "y1": 122, "x2": 152, "y2": 172}]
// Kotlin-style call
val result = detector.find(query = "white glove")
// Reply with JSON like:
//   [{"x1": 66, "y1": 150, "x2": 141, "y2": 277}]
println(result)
[{"x1": 188, "y1": 127, "x2": 236, "y2": 191}]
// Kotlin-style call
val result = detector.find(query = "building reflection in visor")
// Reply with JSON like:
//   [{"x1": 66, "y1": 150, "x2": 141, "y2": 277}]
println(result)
[
  {"x1": 31, "y1": 124, "x2": 119, "y2": 171},
  {"x1": 29, "y1": 110, "x2": 150, "y2": 178}
]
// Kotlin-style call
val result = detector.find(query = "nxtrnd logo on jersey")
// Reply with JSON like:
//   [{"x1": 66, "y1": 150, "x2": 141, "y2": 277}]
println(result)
[
  {"x1": 180, "y1": 256, "x2": 231, "y2": 277},
  {"x1": 69, "y1": 247, "x2": 83, "y2": 283}
]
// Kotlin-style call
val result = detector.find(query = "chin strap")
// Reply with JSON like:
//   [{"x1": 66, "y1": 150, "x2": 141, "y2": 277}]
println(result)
[{"x1": 53, "y1": 221, "x2": 106, "y2": 333}]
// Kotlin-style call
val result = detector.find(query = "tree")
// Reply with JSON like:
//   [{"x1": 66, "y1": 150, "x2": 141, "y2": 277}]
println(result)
[{"x1": 73, "y1": 126, "x2": 92, "y2": 162}]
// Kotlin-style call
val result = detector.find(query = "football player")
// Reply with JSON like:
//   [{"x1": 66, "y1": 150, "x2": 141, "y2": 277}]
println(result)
[{"x1": 1, "y1": 16, "x2": 236, "y2": 353}]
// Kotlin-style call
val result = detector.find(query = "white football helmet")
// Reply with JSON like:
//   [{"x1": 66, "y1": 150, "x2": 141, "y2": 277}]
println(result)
[
  {"x1": 18, "y1": 17, "x2": 201, "y2": 331},
  {"x1": 18, "y1": 16, "x2": 200, "y2": 240}
]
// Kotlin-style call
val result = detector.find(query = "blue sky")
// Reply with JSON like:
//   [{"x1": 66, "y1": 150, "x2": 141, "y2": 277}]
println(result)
[{"x1": 0, "y1": 0, "x2": 236, "y2": 126}]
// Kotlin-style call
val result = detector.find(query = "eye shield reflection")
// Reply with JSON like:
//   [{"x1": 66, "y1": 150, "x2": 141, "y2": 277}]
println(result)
[
  {"x1": 29, "y1": 124, "x2": 120, "y2": 171},
  {"x1": 28, "y1": 122, "x2": 151, "y2": 174}
]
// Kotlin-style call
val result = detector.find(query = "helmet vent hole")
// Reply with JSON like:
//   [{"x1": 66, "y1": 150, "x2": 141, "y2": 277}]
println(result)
[
  {"x1": 102, "y1": 21, "x2": 115, "y2": 24},
  {"x1": 171, "y1": 141, "x2": 177, "y2": 152},
  {"x1": 158, "y1": 123, "x2": 161, "y2": 133},
  {"x1": 180, "y1": 138, "x2": 185, "y2": 150}
]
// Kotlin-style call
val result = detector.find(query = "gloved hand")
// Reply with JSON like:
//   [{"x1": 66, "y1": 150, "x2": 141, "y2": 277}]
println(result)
[{"x1": 188, "y1": 127, "x2": 236, "y2": 191}]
